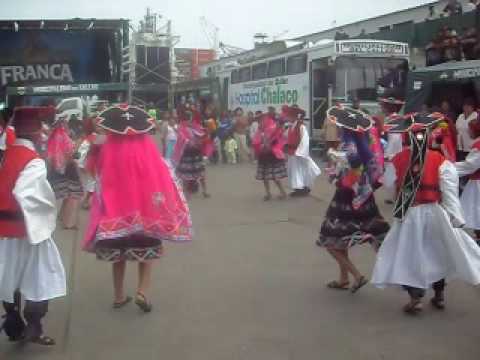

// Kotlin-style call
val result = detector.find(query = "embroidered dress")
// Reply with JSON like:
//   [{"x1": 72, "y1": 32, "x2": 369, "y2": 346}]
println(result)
[
  {"x1": 318, "y1": 130, "x2": 389, "y2": 250},
  {"x1": 83, "y1": 134, "x2": 192, "y2": 262},
  {"x1": 253, "y1": 115, "x2": 287, "y2": 181},
  {"x1": 46, "y1": 124, "x2": 83, "y2": 199}
]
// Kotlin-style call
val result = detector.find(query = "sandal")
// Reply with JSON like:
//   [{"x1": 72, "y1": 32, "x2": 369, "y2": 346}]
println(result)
[
  {"x1": 202, "y1": 192, "x2": 211, "y2": 199},
  {"x1": 112, "y1": 296, "x2": 132, "y2": 309},
  {"x1": 403, "y1": 299, "x2": 423, "y2": 315},
  {"x1": 430, "y1": 297, "x2": 446, "y2": 310},
  {"x1": 28, "y1": 335, "x2": 56, "y2": 346},
  {"x1": 263, "y1": 195, "x2": 272, "y2": 202},
  {"x1": 350, "y1": 277, "x2": 368, "y2": 294},
  {"x1": 135, "y1": 293, "x2": 153, "y2": 313},
  {"x1": 326, "y1": 280, "x2": 350, "y2": 290}
]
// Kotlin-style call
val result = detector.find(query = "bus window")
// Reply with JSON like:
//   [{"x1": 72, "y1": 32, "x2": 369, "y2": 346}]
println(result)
[
  {"x1": 232, "y1": 70, "x2": 240, "y2": 84},
  {"x1": 287, "y1": 54, "x2": 307, "y2": 75},
  {"x1": 334, "y1": 57, "x2": 408, "y2": 102},
  {"x1": 252, "y1": 63, "x2": 267, "y2": 80},
  {"x1": 268, "y1": 58, "x2": 285, "y2": 77},
  {"x1": 239, "y1": 67, "x2": 252, "y2": 82}
]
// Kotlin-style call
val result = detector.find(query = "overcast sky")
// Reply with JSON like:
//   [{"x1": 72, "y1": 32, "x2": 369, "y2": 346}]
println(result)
[{"x1": 3, "y1": 0, "x2": 434, "y2": 49}]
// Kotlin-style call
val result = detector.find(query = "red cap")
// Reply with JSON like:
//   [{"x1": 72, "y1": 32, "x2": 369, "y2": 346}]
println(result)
[{"x1": 12, "y1": 106, "x2": 55, "y2": 135}]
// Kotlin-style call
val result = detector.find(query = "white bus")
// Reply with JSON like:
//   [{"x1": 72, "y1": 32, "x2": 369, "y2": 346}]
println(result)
[{"x1": 210, "y1": 39, "x2": 409, "y2": 140}]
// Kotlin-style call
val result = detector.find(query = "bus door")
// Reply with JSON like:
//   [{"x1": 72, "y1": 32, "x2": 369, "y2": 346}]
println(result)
[{"x1": 310, "y1": 59, "x2": 331, "y2": 140}]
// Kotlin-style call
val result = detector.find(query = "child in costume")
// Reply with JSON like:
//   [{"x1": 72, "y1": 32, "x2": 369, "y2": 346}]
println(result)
[{"x1": 224, "y1": 133, "x2": 238, "y2": 165}]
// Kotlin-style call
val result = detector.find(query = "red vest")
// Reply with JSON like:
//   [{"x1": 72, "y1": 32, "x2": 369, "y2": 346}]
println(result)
[
  {"x1": 287, "y1": 122, "x2": 302, "y2": 156},
  {"x1": 393, "y1": 149, "x2": 445, "y2": 205},
  {"x1": 0, "y1": 144, "x2": 39, "y2": 238},
  {"x1": 470, "y1": 140, "x2": 480, "y2": 180}
]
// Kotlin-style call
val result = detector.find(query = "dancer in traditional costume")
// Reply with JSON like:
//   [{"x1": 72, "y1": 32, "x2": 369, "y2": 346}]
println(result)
[
  {"x1": 456, "y1": 118, "x2": 480, "y2": 243},
  {"x1": 372, "y1": 113, "x2": 480, "y2": 315},
  {"x1": 317, "y1": 106, "x2": 389, "y2": 293},
  {"x1": 0, "y1": 107, "x2": 66, "y2": 346},
  {"x1": 172, "y1": 111, "x2": 213, "y2": 198},
  {"x1": 83, "y1": 105, "x2": 192, "y2": 312},
  {"x1": 252, "y1": 113, "x2": 288, "y2": 201},
  {"x1": 285, "y1": 106, "x2": 321, "y2": 197},
  {"x1": 46, "y1": 115, "x2": 83, "y2": 229}
]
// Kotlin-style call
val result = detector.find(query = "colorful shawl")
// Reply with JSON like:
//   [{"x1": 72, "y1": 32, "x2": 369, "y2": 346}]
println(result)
[
  {"x1": 171, "y1": 121, "x2": 213, "y2": 167},
  {"x1": 252, "y1": 115, "x2": 286, "y2": 160},
  {"x1": 337, "y1": 129, "x2": 381, "y2": 209},
  {"x1": 46, "y1": 123, "x2": 75, "y2": 174}
]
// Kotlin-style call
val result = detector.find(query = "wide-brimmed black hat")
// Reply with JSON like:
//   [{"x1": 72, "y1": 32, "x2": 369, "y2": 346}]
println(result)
[
  {"x1": 326, "y1": 105, "x2": 372, "y2": 132},
  {"x1": 96, "y1": 105, "x2": 155, "y2": 135},
  {"x1": 384, "y1": 112, "x2": 444, "y2": 133}
]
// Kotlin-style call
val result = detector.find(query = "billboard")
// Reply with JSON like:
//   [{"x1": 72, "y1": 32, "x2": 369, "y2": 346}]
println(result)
[
  {"x1": 175, "y1": 48, "x2": 216, "y2": 81},
  {"x1": 0, "y1": 29, "x2": 118, "y2": 98}
]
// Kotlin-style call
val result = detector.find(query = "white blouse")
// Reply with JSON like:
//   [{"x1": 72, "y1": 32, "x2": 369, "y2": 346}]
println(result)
[{"x1": 456, "y1": 112, "x2": 478, "y2": 152}]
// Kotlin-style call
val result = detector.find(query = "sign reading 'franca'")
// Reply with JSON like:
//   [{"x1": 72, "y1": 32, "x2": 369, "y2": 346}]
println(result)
[{"x1": 0, "y1": 64, "x2": 74, "y2": 86}]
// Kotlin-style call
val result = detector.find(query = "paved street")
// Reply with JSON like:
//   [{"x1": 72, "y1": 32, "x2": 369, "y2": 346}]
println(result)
[{"x1": 2, "y1": 160, "x2": 480, "y2": 360}]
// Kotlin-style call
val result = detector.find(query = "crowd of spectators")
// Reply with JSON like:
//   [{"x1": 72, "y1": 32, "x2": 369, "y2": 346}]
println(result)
[
  {"x1": 425, "y1": 1, "x2": 480, "y2": 66},
  {"x1": 426, "y1": 25, "x2": 480, "y2": 66}
]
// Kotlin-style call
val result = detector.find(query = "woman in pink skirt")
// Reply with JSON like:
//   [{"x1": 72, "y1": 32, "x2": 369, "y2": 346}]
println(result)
[{"x1": 83, "y1": 105, "x2": 192, "y2": 312}]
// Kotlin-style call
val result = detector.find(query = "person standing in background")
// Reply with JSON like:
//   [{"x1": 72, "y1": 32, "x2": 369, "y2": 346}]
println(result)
[
  {"x1": 380, "y1": 97, "x2": 405, "y2": 204},
  {"x1": 456, "y1": 99, "x2": 478, "y2": 161},
  {"x1": 163, "y1": 112, "x2": 178, "y2": 162},
  {"x1": 456, "y1": 118, "x2": 480, "y2": 244},
  {"x1": 205, "y1": 108, "x2": 219, "y2": 164},
  {"x1": 224, "y1": 133, "x2": 238, "y2": 165},
  {"x1": 233, "y1": 108, "x2": 251, "y2": 163},
  {"x1": 217, "y1": 112, "x2": 233, "y2": 164},
  {"x1": 0, "y1": 105, "x2": 15, "y2": 162},
  {"x1": 249, "y1": 111, "x2": 261, "y2": 162}
]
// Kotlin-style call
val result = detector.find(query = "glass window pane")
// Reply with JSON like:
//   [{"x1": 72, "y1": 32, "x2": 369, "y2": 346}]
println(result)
[
  {"x1": 239, "y1": 67, "x2": 251, "y2": 82},
  {"x1": 268, "y1": 59, "x2": 285, "y2": 77},
  {"x1": 287, "y1": 54, "x2": 307, "y2": 75},
  {"x1": 252, "y1": 63, "x2": 267, "y2": 80}
]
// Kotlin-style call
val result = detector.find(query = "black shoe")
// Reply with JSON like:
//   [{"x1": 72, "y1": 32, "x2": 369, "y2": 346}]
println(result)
[{"x1": 1, "y1": 311, "x2": 26, "y2": 341}]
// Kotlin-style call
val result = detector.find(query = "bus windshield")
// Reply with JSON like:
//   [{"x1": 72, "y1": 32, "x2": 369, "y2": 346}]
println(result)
[{"x1": 334, "y1": 57, "x2": 408, "y2": 102}]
